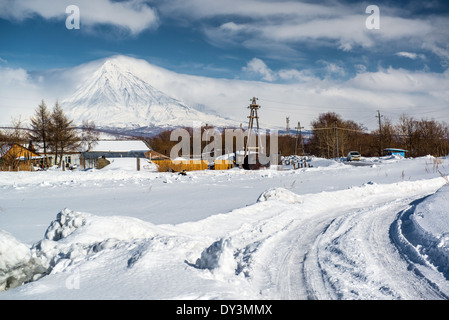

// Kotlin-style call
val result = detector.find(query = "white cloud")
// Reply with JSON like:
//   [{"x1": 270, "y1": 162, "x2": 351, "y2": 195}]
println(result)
[
  {"x1": 154, "y1": 61, "x2": 449, "y2": 130},
  {"x1": 242, "y1": 58, "x2": 323, "y2": 83},
  {"x1": 0, "y1": 67, "x2": 43, "y2": 125},
  {"x1": 355, "y1": 64, "x2": 367, "y2": 74},
  {"x1": 242, "y1": 58, "x2": 276, "y2": 82},
  {"x1": 277, "y1": 69, "x2": 317, "y2": 83},
  {"x1": 0, "y1": 0, "x2": 159, "y2": 35},
  {"x1": 320, "y1": 61, "x2": 346, "y2": 77},
  {"x1": 348, "y1": 67, "x2": 449, "y2": 93},
  {"x1": 157, "y1": 0, "x2": 344, "y2": 21},
  {"x1": 395, "y1": 52, "x2": 426, "y2": 60}
]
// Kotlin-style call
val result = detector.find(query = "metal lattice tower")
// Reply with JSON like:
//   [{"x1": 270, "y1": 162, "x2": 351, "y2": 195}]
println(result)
[{"x1": 244, "y1": 97, "x2": 263, "y2": 158}]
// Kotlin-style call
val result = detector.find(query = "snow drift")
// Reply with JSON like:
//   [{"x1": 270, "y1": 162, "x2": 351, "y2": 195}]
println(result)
[
  {"x1": 393, "y1": 184, "x2": 449, "y2": 281},
  {"x1": 0, "y1": 231, "x2": 44, "y2": 291}
]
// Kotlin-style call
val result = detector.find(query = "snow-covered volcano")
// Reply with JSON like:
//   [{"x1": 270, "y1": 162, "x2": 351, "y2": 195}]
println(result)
[{"x1": 61, "y1": 58, "x2": 238, "y2": 129}]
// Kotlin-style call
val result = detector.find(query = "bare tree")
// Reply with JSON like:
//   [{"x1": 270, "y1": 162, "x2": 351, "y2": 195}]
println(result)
[
  {"x1": 0, "y1": 117, "x2": 28, "y2": 171},
  {"x1": 396, "y1": 114, "x2": 418, "y2": 156},
  {"x1": 81, "y1": 119, "x2": 100, "y2": 152},
  {"x1": 308, "y1": 112, "x2": 365, "y2": 158},
  {"x1": 371, "y1": 116, "x2": 396, "y2": 155},
  {"x1": 29, "y1": 99, "x2": 51, "y2": 167},
  {"x1": 48, "y1": 101, "x2": 80, "y2": 167}
]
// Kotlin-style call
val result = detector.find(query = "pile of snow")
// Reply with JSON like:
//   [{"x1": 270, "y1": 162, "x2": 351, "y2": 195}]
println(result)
[
  {"x1": 0, "y1": 208, "x2": 167, "y2": 292},
  {"x1": 43, "y1": 209, "x2": 89, "y2": 241},
  {"x1": 30, "y1": 208, "x2": 161, "y2": 275},
  {"x1": 257, "y1": 187, "x2": 303, "y2": 204},
  {"x1": 371, "y1": 154, "x2": 405, "y2": 163},
  {"x1": 195, "y1": 238, "x2": 236, "y2": 276},
  {"x1": 309, "y1": 157, "x2": 346, "y2": 168},
  {"x1": 280, "y1": 155, "x2": 349, "y2": 170},
  {"x1": 397, "y1": 184, "x2": 449, "y2": 277},
  {"x1": 0, "y1": 231, "x2": 44, "y2": 291}
]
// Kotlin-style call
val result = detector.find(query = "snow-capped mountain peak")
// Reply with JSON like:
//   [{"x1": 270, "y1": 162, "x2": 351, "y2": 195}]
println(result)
[{"x1": 62, "y1": 57, "x2": 237, "y2": 129}]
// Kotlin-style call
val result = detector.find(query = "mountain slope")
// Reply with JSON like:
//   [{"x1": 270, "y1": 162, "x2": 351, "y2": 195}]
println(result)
[{"x1": 61, "y1": 58, "x2": 238, "y2": 129}]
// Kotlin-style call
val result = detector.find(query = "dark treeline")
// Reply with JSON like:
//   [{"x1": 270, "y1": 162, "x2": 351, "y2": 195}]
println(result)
[{"x1": 306, "y1": 112, "x2": 449, "y2": 158}]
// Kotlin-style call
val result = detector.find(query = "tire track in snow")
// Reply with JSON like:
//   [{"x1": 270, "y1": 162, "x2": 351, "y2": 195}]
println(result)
[
  {"x1": 302, "y1": 199, "x2": 447, "y2": 299},
  {"x1": 252, "y1": 179, "x2": 449, "y2": 300}
]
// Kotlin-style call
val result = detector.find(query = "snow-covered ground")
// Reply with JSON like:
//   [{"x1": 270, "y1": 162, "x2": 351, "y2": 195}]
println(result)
[{"x1": 1, "y1": 155, "x2": 449, "y2": 300}]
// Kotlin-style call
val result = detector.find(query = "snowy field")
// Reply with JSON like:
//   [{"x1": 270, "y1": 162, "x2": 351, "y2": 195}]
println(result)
[{"x1": 1, "y1": 155, "x2": 449, "y2": 300}]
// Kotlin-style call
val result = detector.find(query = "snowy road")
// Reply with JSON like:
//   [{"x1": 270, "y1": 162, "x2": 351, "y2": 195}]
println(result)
[
  {"x1": 243, "y1": 180, "x2": 449, "y2": 300},
  {"x1": 302, "y1": 199, "x2": 446, "y2": 300}
]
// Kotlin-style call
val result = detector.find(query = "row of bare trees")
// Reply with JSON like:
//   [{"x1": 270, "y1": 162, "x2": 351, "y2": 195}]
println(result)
[
  {"x1": 27, "y1": 100, "x2": 80, "y2": 167},
  {"x1": 307, "y1": 112, "x2": 367, "y2": 158},
  {"x1": 308, "y1": 112, "x2": 449, "y2": 158},
  {"x1": 373, "y1": 114, "x2": 449, "y2": 157}
]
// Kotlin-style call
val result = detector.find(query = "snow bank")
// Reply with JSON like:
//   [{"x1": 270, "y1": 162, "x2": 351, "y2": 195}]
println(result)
[
  {"x1": 281, "y1": 155, "x2": 346, "y2": 169},
  {"x1": 27, "y1": 208, "x2": 162, "y2": 281},
  {"x1": 309, "y1": 157, "x2": 345, "y2": 168},
  {"x1": 413, "y1": 184, "x2": 449, "y2": 239},
  {"x1": 394, "y1": 184, "x2": 449, "y2": 279},
  {"x1": 257, "y1": 187, "x2": 303, "y2": 204},
  {"x1": 0, "y1": 230, "x2": 44, "y2": 291}
]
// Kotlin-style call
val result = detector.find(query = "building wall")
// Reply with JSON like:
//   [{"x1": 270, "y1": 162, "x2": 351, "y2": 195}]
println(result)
[{"x1": 47, "y1": 153, "x2": 81, "y2": 167}]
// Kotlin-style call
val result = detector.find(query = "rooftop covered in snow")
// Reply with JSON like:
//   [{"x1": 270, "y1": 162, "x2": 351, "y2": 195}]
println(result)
[
  {"x1": 82, "y1": 140, "x2": 151, "y2": 160},
  {"x1": 88, "y1": 140, "x2": 150, "y2": 152}
]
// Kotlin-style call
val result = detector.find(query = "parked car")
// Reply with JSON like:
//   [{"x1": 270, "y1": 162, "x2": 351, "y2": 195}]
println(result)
[{"x1": 347, "y1": 151, "x2": 362, "y2": 161}]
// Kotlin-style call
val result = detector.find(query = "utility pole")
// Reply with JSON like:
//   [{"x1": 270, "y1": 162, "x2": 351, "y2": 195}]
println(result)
[
  {"x1": 335, "y1": 122, "x2": 339, "y2": 159},
  {"x1": 286, "y1": 117, "x2": 290, "y2": 134},
  {"x1": 295, "y1": 121, "x2": 304, "y2": 155},
  {"x1": 244, "y1": 97, "x2": 262, "y2": 159},
  {"x1": 376, "y1": 110, "x2": 383, "y2": 156}
]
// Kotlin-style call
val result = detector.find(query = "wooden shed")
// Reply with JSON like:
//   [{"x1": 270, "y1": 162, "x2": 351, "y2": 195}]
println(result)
[
  {"x1": 0, "y1": 143, "x2": 41, "y2": 171},
  {"x1": 214, "y1": 159, "x2": 233, "y2": 170},
  {"x1": 152, "y1": 159, "x2": 209, "y2": 172}
]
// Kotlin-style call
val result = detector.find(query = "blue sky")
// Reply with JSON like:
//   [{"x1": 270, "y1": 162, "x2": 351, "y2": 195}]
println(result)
[
  {"x1": 1, "y1": 0, "x2": 448, "y2": 79},
  {"x1": 0, "y1": 0, "x2": 448, "y2": 129}
]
